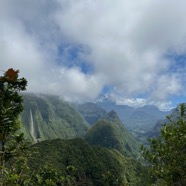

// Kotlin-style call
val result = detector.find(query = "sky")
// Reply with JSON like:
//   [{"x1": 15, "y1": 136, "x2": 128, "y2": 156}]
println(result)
[{"x1": 1, "y1": 0, "x2": 186, "y2": 110}]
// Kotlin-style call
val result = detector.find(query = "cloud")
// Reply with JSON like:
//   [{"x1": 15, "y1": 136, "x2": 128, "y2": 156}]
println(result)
[
  {"x1": 44, "y1": 67, "x2": 104, "y2": 101},
  {"x1": 116, "y1": 97, "x2": 148, "y2": 108},
  {"x1": 97, "y1": 93, "x2": 172, "y2": 110},
  {"x1": 108, "y1": 95, "x2": 173, "y2": 111},
  {"x1": 151, "y1": 74, "x2": 182, "y2": 100},
  {"x1": 0, "y1": 0, "x2": 186, "y2": 106},
  {"x1": 55, "y1": 0, "x2": 186, "y2": 98}
]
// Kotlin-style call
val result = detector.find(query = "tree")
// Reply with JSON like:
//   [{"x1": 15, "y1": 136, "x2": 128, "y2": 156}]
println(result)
[
  {"x1": 0, "y1": 69, "x2": 85, "y2": 185},
  {"x1": 141, "y1": 103, "x2": 186, "y2": 186},
  {"x1": 0, "y1": 68, "x2": 28, "y2": 184}
]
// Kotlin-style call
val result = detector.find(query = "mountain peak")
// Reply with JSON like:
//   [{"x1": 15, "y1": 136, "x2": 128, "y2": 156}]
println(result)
[{"x1": 105, "y1": 110, "x2": 120, "y2": 121}]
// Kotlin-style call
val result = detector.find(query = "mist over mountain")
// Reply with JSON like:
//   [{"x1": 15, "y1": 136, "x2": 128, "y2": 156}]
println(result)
[
  {"x1": 20, "y1": 93, "x2": 173, "y2": 146},
  {"x1": 78, "y1": 102, "x2": 107, "y2": 125},
  {"x1": 96, "y1": 97, "x2": 171, "y2": 134}
]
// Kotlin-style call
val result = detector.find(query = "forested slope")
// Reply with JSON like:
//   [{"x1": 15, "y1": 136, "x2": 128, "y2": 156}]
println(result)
[
  {"x1": 28, "y1": 138, "x2": 148, "y2": 186},
  {"x1": 21, "y1": 94, "x2": 89, "y2": 142}
]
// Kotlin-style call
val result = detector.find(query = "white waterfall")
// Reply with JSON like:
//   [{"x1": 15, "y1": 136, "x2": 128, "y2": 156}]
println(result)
[{"x1": 30, "y1": 109, "x2": 36, "y2": 143}]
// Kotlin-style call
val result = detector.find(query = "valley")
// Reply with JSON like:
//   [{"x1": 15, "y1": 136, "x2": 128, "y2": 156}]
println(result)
[{"x1": 15, "y1": 93, "x2": 175, "y2": 185}]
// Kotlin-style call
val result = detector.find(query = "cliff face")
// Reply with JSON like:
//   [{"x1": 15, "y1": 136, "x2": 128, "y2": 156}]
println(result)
[{"x1": 20, "y1": 93, "x2": 89, "y2": 143}]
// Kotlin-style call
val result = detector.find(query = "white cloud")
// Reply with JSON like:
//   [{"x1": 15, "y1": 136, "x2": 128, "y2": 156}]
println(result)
[
  {"x1": 116, "y1": 97, "x2": 147, "y2": 108},
  {"x1": 110, "y1": 95, "x2": 173, "y2": 111},
  {"x1": 55, "y1": 0, "x2": 186, "y2": 98},
  {"x1": 46, "y1": 67, "x2": 104, "y2": 101},
  {"x1": 0, "y1": 0, "x2": 186, "y2": 105},
  {"x1": 151, "y1": 74, "x2": 182, "y2": 100}
]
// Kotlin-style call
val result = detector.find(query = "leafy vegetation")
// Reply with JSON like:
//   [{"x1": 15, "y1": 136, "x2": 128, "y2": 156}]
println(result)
[
  {"x1": 28, "y1": 138, "x2": 148, "y2": 186},
  {"x1": 141, "y1": 103, "x2": 186, "y2": 185},
  {"x1": 0, "y1": 68, "x2": 28, "y2": 185}
]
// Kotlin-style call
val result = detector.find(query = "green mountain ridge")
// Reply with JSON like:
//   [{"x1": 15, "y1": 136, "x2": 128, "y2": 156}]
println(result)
[
  {"x1": 85, "y1": 110, "x2": 140, "y2": 158},
  {"x1": 28, "y1": 138, "x2": 148, "y2": 186},
  {"x1": 21, "y1": 93, "x2": 89, "y2": 143}
]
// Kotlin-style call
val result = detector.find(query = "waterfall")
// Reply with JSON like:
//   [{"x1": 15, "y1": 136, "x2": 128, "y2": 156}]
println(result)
[{"x1": 30, "y1": 109, "x2": 36, "y2": 143}]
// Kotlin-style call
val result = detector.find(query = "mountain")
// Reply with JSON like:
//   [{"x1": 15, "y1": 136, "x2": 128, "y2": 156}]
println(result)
[
  {"x1": 85, "y1": 110, "x2": 140, "y2": 158},
  {"x1": 19, "y1": 94, "x2": 149, "y2": 185},
  {"x1": 96, "y1": 100, "x2": 134, "y2": 121},
  {"x1": 146, "y1": 104, "x2": 186, "y2": 139},
  {"x1": 97, "y1": 99, "x2": 170, "y2": 134},
  {"x1": 125, "y1": 105, "x2": 170, "y2": 136},
  {"x1": 20, "y1": 94, "x2": 139, "y2": 156},
  {"x1": 20, "y1": 93, "x2": 89, "y2": 143},
  {"x1": 78, "y1": 102, "x2": 107, "y2": 125},
  {"x1": 146, "y1": 119, "x2": 166, "y2": 139},
  {"x1": 28, "y1": 138, "x2": 148, "y2": 185}
]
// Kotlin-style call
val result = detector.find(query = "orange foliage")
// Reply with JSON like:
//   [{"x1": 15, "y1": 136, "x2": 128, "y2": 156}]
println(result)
[{"x1": 5, "y1": 68, "x2": 19, "y2": 81}]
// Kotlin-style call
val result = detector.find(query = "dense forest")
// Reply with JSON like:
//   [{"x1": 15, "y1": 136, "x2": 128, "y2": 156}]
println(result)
[{"x1": 0, "y1": 69, "x2": 185, "y2": 185}]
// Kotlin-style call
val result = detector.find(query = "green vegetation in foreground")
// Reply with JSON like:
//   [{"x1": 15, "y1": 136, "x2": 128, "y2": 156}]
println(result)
[
  {"x1": 0, "y1": 68, "x2": 28, "y2": 185},
  {"x1": 28, "y1": 138, "x2": 148, "y2": 186},
  {"x1": 141, "y1": 103, "x2": 186, "y2": 185}
]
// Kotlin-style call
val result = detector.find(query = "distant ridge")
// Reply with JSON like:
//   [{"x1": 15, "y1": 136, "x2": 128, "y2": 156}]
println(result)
[
  {"x1": 146, "y1": 103, "x2": 186, "y2": 139},
  {"x1": 96, "y1": 99, "x2": 170, "y2": 134},
  {"x1": 78, "y1": 102, "x2": 107, "y2": 125}
]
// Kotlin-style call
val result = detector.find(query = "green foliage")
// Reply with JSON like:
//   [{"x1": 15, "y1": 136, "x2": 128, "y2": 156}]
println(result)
[
  {"x1": 141, "y1": 103, "x2": 186, "y2": 185},
  {"x1": 28, "y1": 138, "x2": 147, "y2": 185},
  {"x1": 0, "y1": 68, "x2": 28, "y2": 184},
  {"x1": 0, "y1": 69, "x2": 27, "y2": 135}
]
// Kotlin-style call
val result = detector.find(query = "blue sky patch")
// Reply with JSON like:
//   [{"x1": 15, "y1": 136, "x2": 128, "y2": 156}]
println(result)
[{"x1": 57, "y1": 43, "x2": 93, "y2": 74}]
